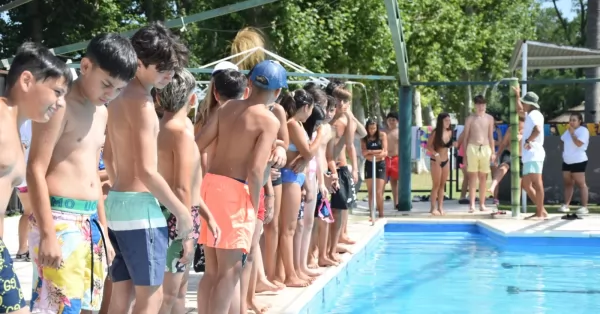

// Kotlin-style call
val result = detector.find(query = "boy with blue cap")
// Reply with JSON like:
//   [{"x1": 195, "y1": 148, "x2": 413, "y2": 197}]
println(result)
[{"x1": 195, "y1": 60, "x2": 285, "y2": 314}]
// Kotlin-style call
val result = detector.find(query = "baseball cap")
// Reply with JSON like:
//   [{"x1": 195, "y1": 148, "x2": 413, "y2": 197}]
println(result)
[
  {"x1": 249, "y1": 60, "x2": 288, "y2": 90},
  {"x1": 211, "y1": 61, "x2": 238, "y2": 76}
]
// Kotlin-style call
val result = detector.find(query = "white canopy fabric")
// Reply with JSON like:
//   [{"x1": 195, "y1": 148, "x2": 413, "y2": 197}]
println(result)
[{"x1": 509, "y1": 40, "x2": 600, "y2": 72}]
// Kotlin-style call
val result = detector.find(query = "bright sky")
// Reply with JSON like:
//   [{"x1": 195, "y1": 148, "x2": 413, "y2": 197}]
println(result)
[{"x1": 541, "y1": 0, "x2": 578, "y2": 20}]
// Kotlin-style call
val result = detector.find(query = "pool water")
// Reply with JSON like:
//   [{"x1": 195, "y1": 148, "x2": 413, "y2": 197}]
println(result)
[{"x1": 323, "y1": 231, "x2": 600, "y2": 314}]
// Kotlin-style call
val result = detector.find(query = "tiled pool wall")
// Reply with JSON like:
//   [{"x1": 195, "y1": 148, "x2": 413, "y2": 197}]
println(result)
[
  {"x1": 287, "y1": 221, "x2": 386, "y2": 314},
  {"x1": 286, "y1": 220, "x2": 600, "y2": 314}
]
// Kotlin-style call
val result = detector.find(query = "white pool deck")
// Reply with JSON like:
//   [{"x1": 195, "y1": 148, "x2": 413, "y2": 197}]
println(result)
[{"x1": 5, "y1": 199, "x2": 599, "y2": 313}]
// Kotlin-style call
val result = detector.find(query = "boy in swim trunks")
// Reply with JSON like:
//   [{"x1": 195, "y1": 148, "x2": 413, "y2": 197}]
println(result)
[
  {"x1": 104, "y1": 23, "x2": 197, "y2": 314},
  {"x1": 462, "y1": 95, "x2": 495, "y2": 212},
  {"x1": 195, "y1": 60, "x2": 283, "y2": 314},
  {"x1": 0, "y1": 42, "x2": 72, "y2": 314},
  {"x1": 385, "y1": 112, "x2": 400, "y2": 209},
  {"x1": 326, "y1": 85, "x2": 358, "y2": 262},
  {"x1": 155, "y1": 69, "x2": 219, "y2": 314},
  {"x1": 27, "y1": 33, "x2": 137, "y2": 314}
]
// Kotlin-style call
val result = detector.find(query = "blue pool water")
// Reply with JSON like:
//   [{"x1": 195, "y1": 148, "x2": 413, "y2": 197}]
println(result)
[{"x1": 321, "y1": 224, "x2": 600, "y2": 314}]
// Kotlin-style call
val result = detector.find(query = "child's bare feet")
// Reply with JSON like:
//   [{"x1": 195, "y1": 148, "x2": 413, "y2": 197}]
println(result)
[
  {"x1": 339, "y1": 236, "x2": 356, "y2": 245},
  {"x1": 284, "y1": 276, "x2": 311, "y2": 287},
  {"x1": 256, "y1": 279, "x2": 283, "y2": 293},
  {"x1": 248, "y1": 297, "x2": 271, "y2": 313},
  {"x1": 318, "y1": 256, "x2": 338, "y2": 267}
]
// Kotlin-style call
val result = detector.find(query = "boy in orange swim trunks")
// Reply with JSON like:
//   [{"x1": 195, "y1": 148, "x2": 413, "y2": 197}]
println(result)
[{"x1": 195, "y1": 60, "x2": 283, "y2": 314}]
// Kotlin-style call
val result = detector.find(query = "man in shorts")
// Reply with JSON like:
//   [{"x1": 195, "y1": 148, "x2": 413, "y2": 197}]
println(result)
[
  {"x1": 27, "y1": 34, "x2": 136, "y2": 314},
  {"x1": 195, "y1": 60, "x2": 282, "y2": 314},
  {"x1": 0, "y1": 42, "x2": 71, "y2": 314},
  {"x1": 513, "y1": 87, "x2": 548, "y2": 219},
  {"x1": 326, "y1": 85, "x2": 358, "y2": 262},
  {"x1": 104, "y1": 23, "x2": 196, "y2": 313},
  {"x1": 155, "y1": 69, "x2": 219, "y2": 313},
  {"x1": 461, "y1": 95, "x2": 495, "y2": 212},
  {"x1": 385, "y1": 112, "x2": 400, "y2": 209}
]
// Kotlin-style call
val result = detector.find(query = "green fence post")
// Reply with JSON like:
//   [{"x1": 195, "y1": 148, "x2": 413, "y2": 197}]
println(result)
[
  {"x1": 398, "y1": 85, "x2": 412, "y2": 211},
  {"x1": 508, "y1": 78, "x2": 521, "y2": 217}
]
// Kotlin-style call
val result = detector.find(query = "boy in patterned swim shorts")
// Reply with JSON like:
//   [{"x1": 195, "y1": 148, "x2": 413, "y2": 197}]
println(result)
[
  {"x1": 27, "y1": 33, "x2": 137, "y2": 313},
  {"x1": 154, "y1": 69, "x2": 219, "y2": 313},
  {"x1": 0, "y1": 42, "x2": 72, "y2": 314}
]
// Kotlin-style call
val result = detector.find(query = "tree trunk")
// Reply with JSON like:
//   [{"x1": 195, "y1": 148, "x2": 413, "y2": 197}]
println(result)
[
  {"x1": 462, "y1": 71, "x2": 472, "y2": 123},
  {"x1": 28, "y1": 0, "x2": 42, "y2": 42},
  {"x1": 585, "y1": 0, "x2": 600, "y2": 123},
  {"x1": 412, "y1": 88, "x2": 428, "y2": 174},
  {"x1": 424, "y1": 105, "x2": 435, "y2": 126}
]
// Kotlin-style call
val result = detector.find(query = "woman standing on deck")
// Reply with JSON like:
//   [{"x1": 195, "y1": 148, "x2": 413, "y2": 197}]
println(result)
[
  {"x1": 427, "y1": 113, "x2": 454, "y2": 215},
  {"x1": 558, "y1": 113, "x2": 590, "y2": 215},
  {"x1": 361, "y1": 119, "x2": 387, "y2": 219}
]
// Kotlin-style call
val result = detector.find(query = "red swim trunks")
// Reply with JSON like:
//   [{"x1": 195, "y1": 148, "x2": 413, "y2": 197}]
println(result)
[
  {"x1": 257, "y1": 188, "x2": 266, "y2": 221},
  {"x1": 385, "y1": 156, "x2": 399, "y2": 180}
]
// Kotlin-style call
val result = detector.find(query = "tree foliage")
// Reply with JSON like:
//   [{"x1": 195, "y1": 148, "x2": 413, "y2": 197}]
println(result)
[{"x1": 0, "y1": 0, "x2": 576, "y2": 123}]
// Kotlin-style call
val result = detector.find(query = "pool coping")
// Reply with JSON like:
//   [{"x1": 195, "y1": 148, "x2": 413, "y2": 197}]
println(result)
[{"x1": 280, "y1": 218, "x2": 600, "y2": 314}]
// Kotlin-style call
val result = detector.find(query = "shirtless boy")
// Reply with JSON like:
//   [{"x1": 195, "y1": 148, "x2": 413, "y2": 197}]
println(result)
[
  {"x1": 327, "y1": 86, "x2": 358, "y2": 262},
  {"x1": 155, "y1": 69, "x2": 219, "y2": 314},
  {"x1": 0, "y1": 42, "x2": 71, "y2": 314},
  {"x1": 195, "y1": 60, "x2": 283, "y2": 314},
  {"x1": 385, "y1": 112, "x2": 400, "y2": 209},
  {"x1": 461, "y1": 95, "x2": 495, "y2": 212},
  {"x1": 104, "y1": 23, "x2": 196, "y2": 314},
  {"x1": 27, "y1": 34, "x2": 136, "y2": 314}
]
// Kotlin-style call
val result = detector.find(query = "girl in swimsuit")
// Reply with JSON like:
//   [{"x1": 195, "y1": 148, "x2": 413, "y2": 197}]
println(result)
[
  {"x1": 427, "y1": 113, "x2": 455, "y2": 215},
  {"x1": 361, "y1": 119, "x2": 388, "y2": 219},
  {"x1": 277, "y1": 89, "x2": 321, "y2": 287}
]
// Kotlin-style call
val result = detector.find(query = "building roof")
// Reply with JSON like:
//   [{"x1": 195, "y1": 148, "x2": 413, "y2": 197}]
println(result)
[
  {"x1": 509, "y1": 40, "x2": 600, "y2": 72},
  {"x1": 548, "y1": 103, "x2": 585, "y2": 123}
]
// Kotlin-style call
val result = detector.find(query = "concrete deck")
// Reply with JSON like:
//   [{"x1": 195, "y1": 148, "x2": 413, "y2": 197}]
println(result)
[{"x1": 5, "y1": 199, "x2": 599, "y2": 313}]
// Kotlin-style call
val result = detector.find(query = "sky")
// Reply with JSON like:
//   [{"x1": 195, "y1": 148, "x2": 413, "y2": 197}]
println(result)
[{"x1": 541, "y1": 0, "x2": 578, "y2": 20}]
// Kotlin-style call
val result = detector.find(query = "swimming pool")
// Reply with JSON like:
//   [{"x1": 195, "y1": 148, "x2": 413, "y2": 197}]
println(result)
[{"x1": 317, "y1": 223, "x2": 600, "y2": 314}]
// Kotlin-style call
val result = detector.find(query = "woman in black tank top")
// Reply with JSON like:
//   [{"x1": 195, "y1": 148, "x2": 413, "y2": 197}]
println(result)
[
  {"x1": 426, "y1": 113, "x2": 455, "y2": 216},
  {"x1": 361, "y1": 119, "x2": 388, "y2": 219}
]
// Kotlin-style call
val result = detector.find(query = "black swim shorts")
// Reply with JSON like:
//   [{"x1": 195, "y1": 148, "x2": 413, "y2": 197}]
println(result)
[{"x1": 330, "y1": 166, "x2": 357, "y2": 210}]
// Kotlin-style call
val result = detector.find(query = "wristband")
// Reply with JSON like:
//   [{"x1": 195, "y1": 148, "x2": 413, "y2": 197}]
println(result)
[{"x1": 175, "y1": 227, "x2": 194, "y2": 241}]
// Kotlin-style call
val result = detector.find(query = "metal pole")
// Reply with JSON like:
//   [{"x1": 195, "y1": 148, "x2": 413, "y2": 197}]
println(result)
[
  {"x1": 521, "y1": 43, "x2": 528, "y2": 215},
  {"x1": 371, "y1": 155, "x2": 376, "y2": 225},
  {"x1": 509, "y1": 78, "x2": 521, "y2": 218},
  {"x1": 398, "y1": 86, "x2": 413, "y2": 211},
  {"x1": 0, "y1": 0, "x2": 33, "y2": 13}
]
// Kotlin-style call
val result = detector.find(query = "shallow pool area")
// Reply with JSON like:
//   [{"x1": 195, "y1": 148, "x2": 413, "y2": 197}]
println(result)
[{"x1": 310, "y1": 223, "x2": 600, "y2": 314}]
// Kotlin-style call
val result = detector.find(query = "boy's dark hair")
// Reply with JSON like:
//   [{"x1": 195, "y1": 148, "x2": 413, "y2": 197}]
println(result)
[
  {"x1": 332, "y1": 86, "x2": 352, "y2": 102},
  {"x1": 386, "y1": 111, "x2": 398, "y2": 120},
  {"x1": 154, "y1": 69, "x2": 196, "y2": 113},
  {"x1": 131, "y1": 22, "x2": 189, "y2": 72},
  {"x1": 85, "y1": 33, "x2": 137, "y2": 82},
  {"x1": 325, "y1": 79, "x2": 345, "y2": 96},
  {"x1": 6, "y1": 42, "x2": 73, "y2": 91},
  {"x1": 281, "y1": 89, "x2": 314, "y2": 119},
  {"x1": 473, "y1": 95, "x2": 486, "y2": 104},
  {"x1": 326, "y1": 95, "x2": 336, "y2": 111},
  {"x1": 303, "y1": 83, "x2": 327, "y2": 107},
  {"x1": 303, "y1": 105, "x2": 326, "y2": 136},
  {"x1": 213, "y1": 69, "x2": 247, "y2": 100}
]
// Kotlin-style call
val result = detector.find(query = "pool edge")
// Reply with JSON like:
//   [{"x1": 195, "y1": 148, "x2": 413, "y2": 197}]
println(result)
[{"x1": 280, "y1": 219, "x2": 386, "y2": 314}]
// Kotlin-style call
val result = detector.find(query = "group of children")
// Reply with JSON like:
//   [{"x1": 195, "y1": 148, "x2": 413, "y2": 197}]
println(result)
[{"x1": 0, "y1": 21, "x2": 362, "y2": 314}]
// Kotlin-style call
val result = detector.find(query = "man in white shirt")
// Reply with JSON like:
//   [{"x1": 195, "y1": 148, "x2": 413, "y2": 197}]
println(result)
[
  {"x1": 559, "y1": 112, "x2": 589, "y2": 215},
  {"x1": 514, "y1": 88, "x2": 548, "y2": 219}
]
